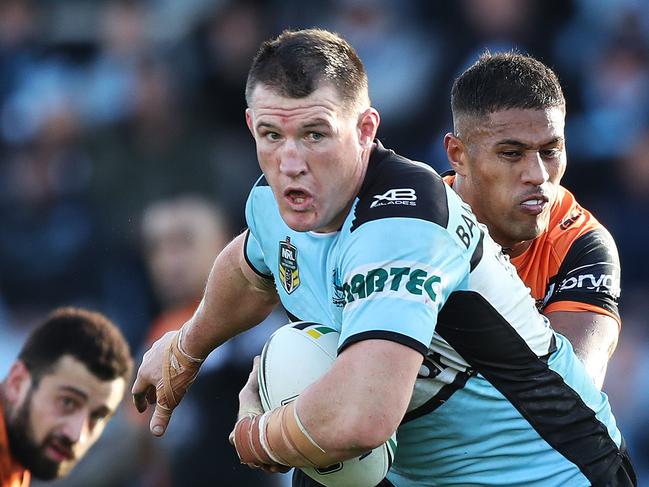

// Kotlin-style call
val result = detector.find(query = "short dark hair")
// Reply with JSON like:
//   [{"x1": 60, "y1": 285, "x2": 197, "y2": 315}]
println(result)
[
  {"x1": 451, "y1": 52, "x2": 565, "y2": 131},
  {"x1": 18, "y1": 307, "x2": 133, "y2": 384},
  {"x1": 245, "y1": 28, "x2": 369, "y2": 110}
]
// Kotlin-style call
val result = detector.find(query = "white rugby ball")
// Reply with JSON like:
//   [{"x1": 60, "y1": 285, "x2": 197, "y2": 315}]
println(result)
[{"x1": 258, "y1": 321, "x2": 397, "y2": 487}]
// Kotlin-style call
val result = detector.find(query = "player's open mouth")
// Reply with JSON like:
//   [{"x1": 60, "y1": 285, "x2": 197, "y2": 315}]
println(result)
[
  {"x1": 45, "y1": 439, "x2": 73, "y2": 462},
  {"x1": 284, "y1": 188, "x2": 312, "y2": 210},
  {"x1": 519, "y1": 195, "x2": 549, "y2": 215}
]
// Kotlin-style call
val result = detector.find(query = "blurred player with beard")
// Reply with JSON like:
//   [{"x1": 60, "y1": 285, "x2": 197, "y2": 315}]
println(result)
[{"x1": 0, "y1": 307, "x2": 132, "y2": 487}]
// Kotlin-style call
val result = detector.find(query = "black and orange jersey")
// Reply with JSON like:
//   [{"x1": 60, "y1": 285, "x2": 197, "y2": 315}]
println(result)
[
  {"x1": 0, "y1": 402, "x2": 30, "y2": 487},
  {"x1": 444, "y1": 174, "x2": 621, "y2": 325}
]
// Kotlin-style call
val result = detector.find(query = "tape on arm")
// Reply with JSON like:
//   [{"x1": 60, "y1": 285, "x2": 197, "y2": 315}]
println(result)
[{"x1": 233, "y1": 401, "x2": 337, "y2": 468}]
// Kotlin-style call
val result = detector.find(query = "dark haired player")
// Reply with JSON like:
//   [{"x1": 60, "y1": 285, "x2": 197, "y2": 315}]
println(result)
[{"x1": 1, "y1": 307, "x2": 132, "y2": 487}]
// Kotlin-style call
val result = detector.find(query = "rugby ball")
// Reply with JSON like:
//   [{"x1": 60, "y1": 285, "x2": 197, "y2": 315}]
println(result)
[{"x1": 258, "y1": 321, "x2": 397, "y2": 487}]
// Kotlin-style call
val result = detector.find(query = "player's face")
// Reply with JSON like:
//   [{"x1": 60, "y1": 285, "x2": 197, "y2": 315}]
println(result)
[
  {"x1": 458, "y1": 107, "x2": 566, "y2": 254},
  {"x1": 7, "y1": 356, "x2": 125, "y2": 480},
  {"x1": 246, "y1": 83, "x2": 378, "y2": 233}
]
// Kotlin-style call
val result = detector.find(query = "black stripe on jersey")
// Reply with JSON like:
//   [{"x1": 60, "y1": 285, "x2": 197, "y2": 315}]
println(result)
[
  {"x1": 401, "y1": 369, "x2": 475, "y2": 423},
  {"x1": 243, "y1": 231, "x2": 274, "y2": 280},
  {"x1": 469, "y1": 229, "x2": 484, "y2": 271},
  {"x1": 546, "y1": 228, "x2": 621, "y2": 318},
  {"x1": 338, "y1": 330, "x2": 428, "y2": 357},
  {"x1": 351, "y1": 141, "x2": 449, "y2": 232},
  {"x1": 436, "y1": 290, "x2": 622, "y2": 485},
  {"x1": 255, "y1": 175, "x2": 269, "y2": 187}
]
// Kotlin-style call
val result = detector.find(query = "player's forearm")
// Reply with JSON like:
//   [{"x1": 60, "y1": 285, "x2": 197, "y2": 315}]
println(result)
[{"x1": 182, "y1": 233, "x2": 279, "y2": 360}]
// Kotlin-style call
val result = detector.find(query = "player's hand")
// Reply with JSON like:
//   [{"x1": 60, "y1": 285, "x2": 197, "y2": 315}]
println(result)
[
  {"x1": 132, "y1": 328, "x2": 203, "y2": 436},
  {"x1": 237, "y1": 355, "x2": 265, "y2": 420},
  {"x1": 229, "y1": 357, "x2": 290, "y2": 474},
  {"x1": 228, "y1": 356, "x2": 264, "y2": 446}
]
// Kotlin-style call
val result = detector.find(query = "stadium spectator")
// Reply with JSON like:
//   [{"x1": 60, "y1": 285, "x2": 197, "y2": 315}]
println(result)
[{"x1": 138, "y1": 194, "x2": 284, "y2": 487}]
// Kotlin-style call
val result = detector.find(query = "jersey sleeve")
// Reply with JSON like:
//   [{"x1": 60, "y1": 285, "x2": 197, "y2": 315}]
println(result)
[
  {"x1": 243, "y1": 178, "x2": 273, "y2": 280},
  {"x1": 544, "y1": 227, "x2": 621, "y2": 321},
  {"x1": 337, "y1": 217, "x2": 470, "y2": 356}
]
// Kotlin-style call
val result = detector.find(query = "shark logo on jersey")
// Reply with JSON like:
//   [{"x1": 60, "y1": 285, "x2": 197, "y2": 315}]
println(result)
[
  {"x1": 370, "y1": 188, "x2": 417, "y2": 208},
  {"x1": 332, "y1": 269, "x2": 346, "y2": 307},
  {"x1": 278, "y1": 237, "x2": 300, "y2": 294}
]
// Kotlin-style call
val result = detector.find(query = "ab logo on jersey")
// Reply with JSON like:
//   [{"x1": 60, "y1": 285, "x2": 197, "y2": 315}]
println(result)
[{"x1": 279, "y1": 237, "x2": 300, "y2": 294}]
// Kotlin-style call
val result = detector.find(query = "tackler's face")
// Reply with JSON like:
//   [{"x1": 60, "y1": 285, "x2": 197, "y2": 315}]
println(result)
[
  {"x1": 246, "y1": 83, "x2": 378, "y2": 233},
  {"x1": 459, "y1": 107, "x2": 566, "y2": 253}
]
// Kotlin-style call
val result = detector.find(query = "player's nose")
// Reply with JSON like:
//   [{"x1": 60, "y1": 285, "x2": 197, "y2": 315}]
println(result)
[
  {"x1": 522, "y1": 152, "x2": 549, "y2": 186},
  {"x1": 279, "y1": 139, "x2": 307, "y2": 177}
]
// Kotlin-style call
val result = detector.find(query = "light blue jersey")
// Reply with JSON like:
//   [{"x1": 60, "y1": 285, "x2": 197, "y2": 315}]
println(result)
[{"x1": 244, "y1": 141, "x2": 627, "y2": 486}]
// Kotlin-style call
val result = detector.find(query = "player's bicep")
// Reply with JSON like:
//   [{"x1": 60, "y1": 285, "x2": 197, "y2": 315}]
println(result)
[
  {"x1": 298, "y1": 339, "x2": 423, "y2": 453},
  {"x1": 239, "y1": 230, "x2": 277, "y2": 297},
  {"x1": 546, "y1": 310, "x2": 618, "y2": 389}
]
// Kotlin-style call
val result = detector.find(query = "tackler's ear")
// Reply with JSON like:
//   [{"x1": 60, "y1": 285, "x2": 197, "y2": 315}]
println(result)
[
  {"x1": 444, "y1": 133, "x2": 469, "y2": 177},
  {"x1": 5, "y1": 360, "x2": 32, "y2": 405}
]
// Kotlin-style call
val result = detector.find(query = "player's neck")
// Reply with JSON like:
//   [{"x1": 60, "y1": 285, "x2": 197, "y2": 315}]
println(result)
[{"x1": 503, "y1": 240, "x2": 533, "y2": 258}]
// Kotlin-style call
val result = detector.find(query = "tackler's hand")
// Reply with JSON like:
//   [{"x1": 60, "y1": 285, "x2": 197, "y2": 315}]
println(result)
[{"x1": 132, "y1": 327, "x2": 204, "y2": 436}]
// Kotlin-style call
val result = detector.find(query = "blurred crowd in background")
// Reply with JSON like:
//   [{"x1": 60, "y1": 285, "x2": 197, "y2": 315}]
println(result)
[{"x1": 0, "y1": 0, "x2": 648, "y2": 485}]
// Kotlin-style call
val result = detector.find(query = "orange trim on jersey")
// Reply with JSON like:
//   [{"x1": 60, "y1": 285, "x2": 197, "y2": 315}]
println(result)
[
  {"x1": 543, "y1": 301, "x2": 621, "y2": 329},
  {"x1": 0, "y1": 401, "x2": 30, "y2": 487}
]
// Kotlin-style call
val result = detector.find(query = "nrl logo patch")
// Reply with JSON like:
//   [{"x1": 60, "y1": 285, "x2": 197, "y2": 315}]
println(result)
[{"x1": 279, "y1": 237, "x2": 300, "y2": 294}]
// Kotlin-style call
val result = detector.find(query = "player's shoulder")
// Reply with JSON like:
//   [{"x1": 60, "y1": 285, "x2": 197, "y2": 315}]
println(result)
[
  {"x1": 351, "y1": 141, "x2": 452, "y2": 232},
  {"x1": 545, "y1": 186, "x2": 613, "y2": 258},
  {"x1": 247, "y1": 174, "x2": 275, "y2": 210}
]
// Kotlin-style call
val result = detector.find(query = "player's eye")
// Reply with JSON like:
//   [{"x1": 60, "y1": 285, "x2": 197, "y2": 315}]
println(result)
[
  {"x1": 58, "y1": 396, "x2": 80, "y2": 413},
  {"x1": 261, "y1": 131, "x2": 281, "y2": 141},
  {"x1": 500, "y1": 150, "x2": 522, "y2": 160},
  {"x1": 307, "y1": 132, "x2": 324, "y2": 142},
  {"x1": 540, "y1": 148, "x2": 561, "y2": 159}
]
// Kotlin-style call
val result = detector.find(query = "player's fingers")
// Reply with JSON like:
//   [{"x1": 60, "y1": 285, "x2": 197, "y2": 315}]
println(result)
[
  {"x1": 132, "y1": 392, "x2": 148, "y2": 413},
  {"x1": 245, "y1": 355, "x2": 261, "y2": 388},
  {"x1": 131, "y1": 373, "x2": 153, "y2": 413},
  {"x1": 146, "y1": 387, "x2": 157, "y2": 405},
  {"x1": 149, "y1": 403, "x2": 172, "y2": 436}
]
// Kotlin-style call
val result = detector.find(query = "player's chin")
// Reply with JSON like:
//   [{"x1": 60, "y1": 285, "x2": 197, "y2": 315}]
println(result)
[
  {"x1": 281, "y1": 210, "x2": 318, "y2": 232},
  {"x1": 517, "y1": 222, "x2": 546, "y2": 242}
]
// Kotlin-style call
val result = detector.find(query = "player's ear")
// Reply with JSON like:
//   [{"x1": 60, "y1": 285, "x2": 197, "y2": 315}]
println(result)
[
  {"x1": 245, "y1": 109, "x2": 255, "y2": 137},
  {"x1": 444, "y1": 133, "x2": 469, "y2": 177},
  {"x1": 5, "y1": 360, "x2": 32, "y2": 405},
  {"x1": 357, "y1": 107, "x2": 380, "y2": 148}
]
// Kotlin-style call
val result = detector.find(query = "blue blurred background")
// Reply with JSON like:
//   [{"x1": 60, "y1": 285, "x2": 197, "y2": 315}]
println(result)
[{"x1": 0, "y1": 0, "x2": 647, "y2": 485}]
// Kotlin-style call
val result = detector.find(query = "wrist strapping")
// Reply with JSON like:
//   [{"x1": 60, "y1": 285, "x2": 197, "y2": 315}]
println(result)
[
  {"x1": 157, "y1": 327, "x2": 204, "y2": 414},
  {"x1": 233, "y1": 401, "x2": 336, "y2": 468}
]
